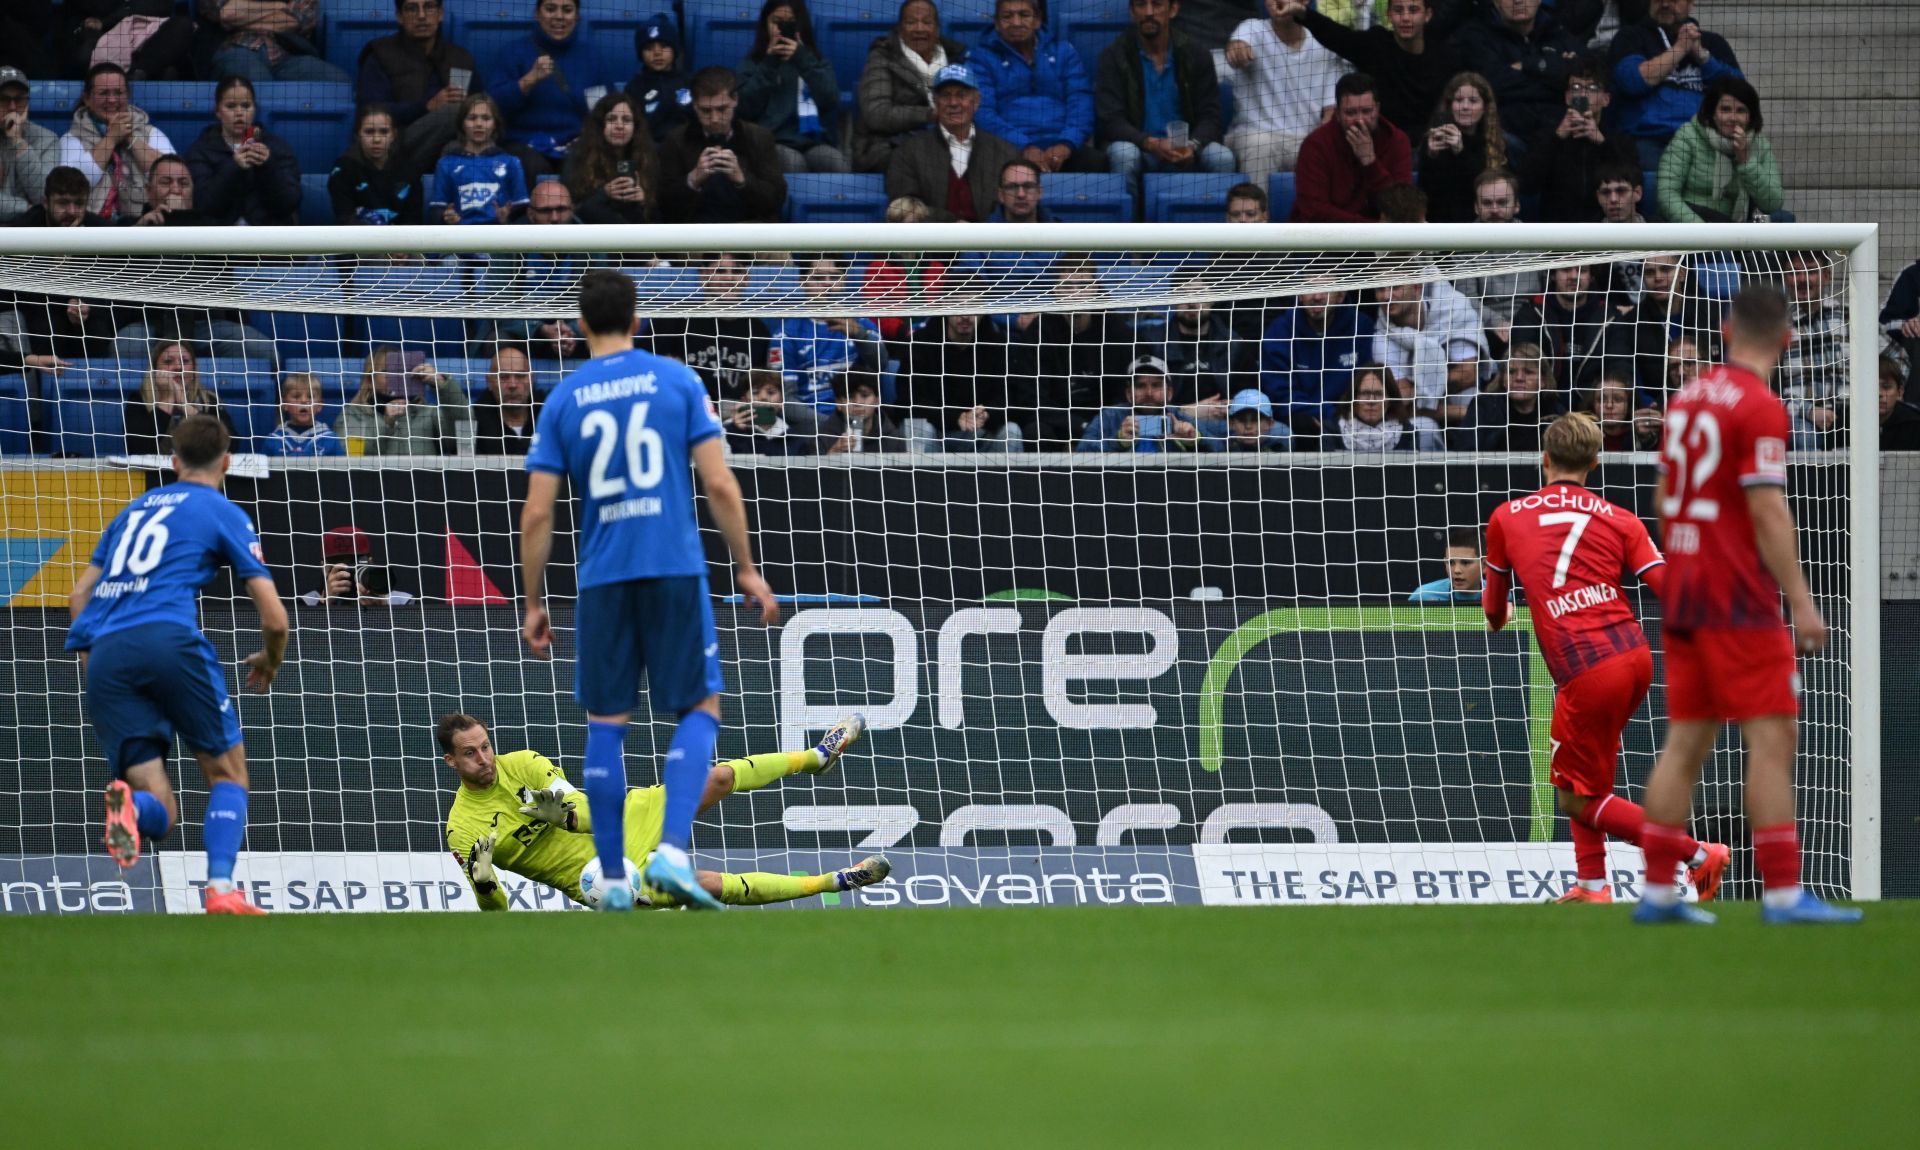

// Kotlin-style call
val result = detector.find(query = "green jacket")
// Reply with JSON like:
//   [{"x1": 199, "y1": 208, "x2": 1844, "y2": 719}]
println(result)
[{"x1": 1656, "y1": 118, "x2": 1783, "y2": 223}]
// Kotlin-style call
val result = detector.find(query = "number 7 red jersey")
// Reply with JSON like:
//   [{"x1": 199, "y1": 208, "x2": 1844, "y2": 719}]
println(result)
[
  {"x1": 1658, "y1": 362, "x2": 1792, "y2": 631},
  {"x1": 1483, "y1": 482, "x2": 1666, "y2": 686}
]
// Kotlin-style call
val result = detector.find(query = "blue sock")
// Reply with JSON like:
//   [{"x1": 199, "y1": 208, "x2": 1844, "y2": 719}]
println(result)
[
  {"x1": 132, "y1": 791, "x2": 171, "y2": 840},
  {"x1": 203, "y1": 781, "x2": 248, "y2": 883},
  {"x1": 660, "y1": 710, "x2": 720, "y2": 851},
  {"x1": 583, "y1": 720, "x2": 630, "y2": 879}
]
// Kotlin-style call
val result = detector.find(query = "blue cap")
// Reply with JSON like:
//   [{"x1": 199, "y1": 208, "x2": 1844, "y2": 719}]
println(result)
[
  {"x1": 932, "y1": 64, "x2": 978, "y2": 91},
  {"x1": 1228, "y1": 389, "x2": 1274, "y2": 419}
]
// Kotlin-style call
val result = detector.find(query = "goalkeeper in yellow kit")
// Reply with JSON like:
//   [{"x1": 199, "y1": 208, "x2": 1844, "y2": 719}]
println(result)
[{"x1": 440, "y1": 712, "x2": 886, "y2": 909}]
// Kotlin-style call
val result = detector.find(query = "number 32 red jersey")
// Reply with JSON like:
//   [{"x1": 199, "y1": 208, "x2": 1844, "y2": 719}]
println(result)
[
  {"x1": 1658, "y1": 363, "x2": 1791, "y2": 631},
  {"x1": 1484, "y1": 483, "x2": 1665, "y2": 686}
]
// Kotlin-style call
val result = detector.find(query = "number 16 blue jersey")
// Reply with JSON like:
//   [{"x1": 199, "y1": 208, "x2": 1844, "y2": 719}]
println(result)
[{"x1": 526, "y1": 347, "x2": 723, "y2": 589}]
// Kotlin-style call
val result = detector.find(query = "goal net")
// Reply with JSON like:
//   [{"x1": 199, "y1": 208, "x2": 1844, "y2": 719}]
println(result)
[{"x1": 0, "y1": 221, "x2": 1880, "y2": 913}]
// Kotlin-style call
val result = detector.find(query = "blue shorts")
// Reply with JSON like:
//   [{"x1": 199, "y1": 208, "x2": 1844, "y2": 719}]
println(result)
[
  {"x1": 85, "y1": 623, "x2": 243, "y2": 777},
  {"x1": 575, "y1": 576, "x2": 725, "y2": 716}
]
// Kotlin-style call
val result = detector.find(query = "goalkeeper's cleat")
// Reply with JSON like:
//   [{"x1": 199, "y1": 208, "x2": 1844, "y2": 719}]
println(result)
[
  {"x1": 102, "y1": 780, "x2": 141, "y2": 870},
  {"x1": 1759, "y1": 890, "x2": 1864, "y2": 925},
  {"x1": 204, "y1": 887, "x2": 267, "y2": 916},
  {"x1": 644, "y1": 847, "x2": 724, "y2": 910},
  {"x1": 597, "y1": 879, "x2": 636, "y2": 912},
  {"x1": 807, "y1": 713, "x2": 866, "y2": 775},
  {"x1": 836, "y1": 854, "x2": 892, "y2": 891},
  {"x1": 1631, "y1": 899, "x2": 1716, "y2": 926},
  {"x1": 1687, "y1": 842, "x2": 1732, "y2": 903},
  {"x1": 1552, "y1": 884, "x2": 1612, "y2": 904}
]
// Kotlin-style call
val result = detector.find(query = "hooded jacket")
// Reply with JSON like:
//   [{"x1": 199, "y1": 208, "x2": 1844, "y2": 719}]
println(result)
[
  {"x1": 1093, "y1": 27, "x2": 1223, "y2": 148},
  {"x1": 970, "y1": 28, "x2": 1093, "y2": 152},
  {"x1": 486, "y1": 24, "x2": 619, "y2": 148}
]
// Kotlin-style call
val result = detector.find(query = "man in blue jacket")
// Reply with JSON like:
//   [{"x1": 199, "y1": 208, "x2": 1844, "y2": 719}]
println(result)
[
  {"x1": 1259, "y1": 290, "x2": 1375, "y2": 437},
  {"x1": 486, "y1": 0, "x2": 621, "y2": 174},
  {"x1": 972, "y1": 0, "x2": 1099, "y2": 173},
  {"x1": 1605, "y1": 0, "x2": 1742, "y2": 176}
]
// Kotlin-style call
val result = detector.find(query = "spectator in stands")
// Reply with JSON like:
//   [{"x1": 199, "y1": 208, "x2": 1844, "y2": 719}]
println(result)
[
  {"x1": 1209, "y1": 388, "x2": 1290, "y2": 452},
  {"x1": 54, "y1": 2, "x2": 196, "y2": 82},
  {"x1": 659, "y1": 67, "x2": 787, "y2": 224},
  {"x1": 1880, "y1": 357, "x2": 1920, "y2": 452},
  {"x1": 329, "y1": 104, "x2": 424, "y2": 224},
  {"x1": 0, "y1": 69, "x2": 59, "y2": 222},
  {"x1": 1521, "y1": 55, "x2": 1636, "y2": 223},
  {"x1": 1376, "y1": 181, "x2": 1426, "y2": 223},
  {"x1": 1451, "y1": 169, "x2": 1543, "y2": 358},
  {"x1": 861, "y1": 196, "x2": 946, "y2": 341},
  {"x1": 1663, "y1": 332, "x2": 1703, "y2": 394},
  {"x1": 1408, "y1": 527, "x2": 1483, "y2": 602},
  {"x1": 1585, "y1": 367, "x2": 1662, "y2": 451},
  {"x1": 1372, "y1": 278, "x2": 1488, "y2": 439},
  {"x1": 1224, "y1": 181, "x2": 1265, "y2": 223},
  {"x1": 430, "y1": 93, "x2": 529, "y2": 224},
  {"x1": 738, "y1": 0, "x2": 849, "y2": 173},
  {"x1": 903, "y1": 311, "x2": 1022, "y2": 452},
  {"x1": 470, "y1": 344, "x2": 541, "y2": 455},
  {"x1": 335, "y1": 346, "x2": 469, "y2": 456},
  {"x1": 1330, "y1": 363, "x2": 1411, "y2": 452},
  {"x1": 1510, "y1": 262, "x2": 1611, "y2": 392},
  {"x1": 1454, "y1": 0, "x2": 1582, "y2": 145},
  {"x1": 1656, "y1": 75, "x2": 1784, "y2": 224},
  {"x1": 885, "y1": 64, "x2": 1017, "y2": 223},
  {"x1": 1780, "y1": 249, "x2": 1846, "y2": 449},
  {"x1": 853, "y1": 0, "x2": 968, "y2": 173},
  {"x1": 261, "y1": 372, "x2": 346, "y2": 457},
  {"x1": 132, "y1": 154, "x2": 203, "y2": 225},
  {"x1": 1077, "y1": 356, "x2": 1204, "y2": 453},
  {"x1": 1601, "y1": 253, "x2": 1718, "y2": 398},
  {"x1": 627, "y1": 15, "x2": 693, "y2": 144},
  {"x1": 1094, "y1": 0, "x2": 1235, "y2": 204},
  {"x1": 962, "y1": 159, "x2": 1060, "y2": 296},
  {"x1": 184, "y1": 77, "x2": 301, "y2": 227},
  {"x1": 477, "y1": 180, "x2": 586, "y2": 358},
  {"x1": 1223, "y1": 0, "x2": 1347, "y2": 184},
  {"x1": 1290, "y1": 0, "x2": 1459, "y2": 140},
  {"x1": 357, "y1": 0, "x2": 479, "y2": 172},
  {"x1": 772, "y1": 255, "x2": 883, "y2": 417},
  {"x1": 59, "y1": 63, "x2": 173, "y2": 222},
  {"x1": 972, "y1": 0, "x2": 1096, "y2": 174},
  {"x1": 199, "y1": 0, "x2": 351, "y2": 84},
  {"x1": 126, "y1": 340, "x2": 235, "y2": 456},
  {"x1": 1157, "y1": 284, "x2": 1254, "y2": 405},
  {"x1": 724, "y1": 368, "x2": 817, "y2": 456},
  {"x1": 819, "y1": 375, "x2": 910, "y2": 454},
  {"x1": 1220, "y1": 183, "x2": 1291, "y2": 346},
  {"x1": 1008, "y1": 255, "x2": 1126, "y2": 449},
  {"x1": 487, "y1": 0, "x2": 619, "y2": 175},
  {"x1": 1291, "y1": 73, "x2": 1410, "y2": 222},
  {"x1": 1882, "y1": 259, "x2": 1920, "y2": 372},
  {"x1": 1607, "y1": 0, "x2": 1741, "y2": 176},
  {"x1": 1260, "y1": 288, "x2": 1375, "y2": 436},
  {"x1": 11, "y1": 169, "x2": 116, "y2": 363},
  {"x1": 565, "y1": 92, "x2": 658, "y2": 224},
  {"x1": 1593, "y1": 160, "x2": 1645, "y2": 223},
  {"x1": 1473, "y1": 342, "x2": 1566, "y2": 451},
  {"x1": 1416, "y1": 72, "x2": 1507, "y2": 223},
  {"x1": 647, "y1": 252, "x2": 772, "y2": 397}
]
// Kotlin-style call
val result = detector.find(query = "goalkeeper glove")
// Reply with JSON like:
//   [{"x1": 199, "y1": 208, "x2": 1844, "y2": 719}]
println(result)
[
  {"x1": 463, "y1": 833, "x2": 499, "y2": 896},
  {"x1": 518, "y1": 786, "x2": 579, "y2": 831}
]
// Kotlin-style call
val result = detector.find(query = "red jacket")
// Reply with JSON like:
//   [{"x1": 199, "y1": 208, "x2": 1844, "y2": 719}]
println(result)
[{"x1": 1291, "y1": 118, "x2": 1413, "y2": 223}]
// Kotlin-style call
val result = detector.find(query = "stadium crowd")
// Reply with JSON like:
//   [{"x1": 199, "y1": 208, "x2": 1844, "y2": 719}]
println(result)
[{"x1": 0, "y1": 0, "x2": 1913, "y2": 457}]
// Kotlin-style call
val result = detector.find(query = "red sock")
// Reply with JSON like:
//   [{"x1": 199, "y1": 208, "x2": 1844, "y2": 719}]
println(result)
[
  {"x1": 1753, "y1": 822, "x2": 1801, "y2": 890},
  {"x1": 1642, "y1": 821, "x2": 1692, "y2": 893},
  {"x1": 1581, "y1": 795, "x2": 1700, "y2": 859},
  {"x1": 1570, "y1": 819, "x2": 1607, "y2": 881}
]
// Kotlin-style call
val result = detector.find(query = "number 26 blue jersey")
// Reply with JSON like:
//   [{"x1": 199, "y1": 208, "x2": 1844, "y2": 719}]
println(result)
[{"x1": 526, "y1": 348, "x2": 723, "y2": 589}]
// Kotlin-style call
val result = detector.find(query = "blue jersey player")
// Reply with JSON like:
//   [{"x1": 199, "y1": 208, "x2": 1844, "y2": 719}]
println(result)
[
  {"x1": 66, "y1": 416, "x2": 289, "y2": 915},
  {"x1": 521, "y1": 269, "x2": 779, "y2": 911}
]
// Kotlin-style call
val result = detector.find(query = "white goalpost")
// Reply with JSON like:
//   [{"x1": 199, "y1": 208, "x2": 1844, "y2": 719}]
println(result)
[{"x1": 0, "y1": 221, "x2": 1881, "y2": 912}]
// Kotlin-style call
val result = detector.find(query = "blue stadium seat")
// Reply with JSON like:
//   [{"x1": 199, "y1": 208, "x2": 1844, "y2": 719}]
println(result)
[
  {"x1": 26, "y1": 81, "x2": 82, "y2": 137},
  {"x1": 681, "y1": 0, "x2": 768, "y2": 71},
  {"x1": 1266, "y1": 171, "x2": 1296, "y2": 222},
  {"x1": 1692, "y1": 257, "x2": 1742, "y2": 301},
  {"x1": 0, "y1": 375, "x2": 33, "y2": 456},
  {"x1": 941, "y1": 0, "x2": 999, "y2": 46},
  {"x1": 1059, "y1": 17, "x2": 1127, "y2": 77},
  {"x1": 1144, "y1": 171, "x2": 1248, "y2": 223},
  {"x1": 785, "y1": 172, "x2": 888, "y2": 223},
  {"x1": 1040, "y1": 172, "x2": 1130, "y2": 223},
  {"x1": 299, "y1": 172, "x2": 335, "y2": 225},
  {"x1": 324, "y1": 1, "x2": 405, "y2": 74},
  {"x1": 347, "y1": 264, "x2": 470, "y2": 358},
  {"x1": 527, "y1": 358, "x2": 571, "y2": 395},
  {"x1": 137, "y1": 81, "x2": 213, "y2": 158},
  {"x1": 55, "y1": 372, "x2": 132, "y2": 458},
  {"x1": 236, "y1": 260, "x2": 349, "y2": 361},
  {"x1": 257, "y1": 82, "x2": 356, "y2": 175},
  {"x1": 816, "y1": 10, "x2": 900, "y2": 95}
]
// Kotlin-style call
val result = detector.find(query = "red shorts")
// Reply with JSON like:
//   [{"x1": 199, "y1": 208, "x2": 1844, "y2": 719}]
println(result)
[
  {"x1": 1549, "y1": 646, "x2": 1653, "y2": 796},
  {"x1": 1664, "y1": 625, "x2": 1800, "y2": 722}
]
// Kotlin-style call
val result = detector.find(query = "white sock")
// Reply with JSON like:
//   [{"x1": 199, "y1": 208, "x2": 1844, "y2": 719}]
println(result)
[
  {"x1": 653, "y1": 843, "x2": 690, "y2": 870},
  {"x1": 1578, "y1": 878, "x2": 1607, "y2": 892},
  {"x1": 1641, "y1": 882, "x2": 1678, "y2": 907},
  {"x1": 208, "y1": 878, "x2": 235, "y2": 895},
  {"x1": 1689, "y1": 846, "x2": 1709, "y2": 867},
  {"x1": 1762, "y1": 885, "x2": 1803, "y2": 909}
]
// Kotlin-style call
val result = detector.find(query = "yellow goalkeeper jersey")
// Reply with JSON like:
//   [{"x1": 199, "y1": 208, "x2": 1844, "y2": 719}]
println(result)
[{"x1": 444, "y1": 750, "x2": 597, "y2": 910}]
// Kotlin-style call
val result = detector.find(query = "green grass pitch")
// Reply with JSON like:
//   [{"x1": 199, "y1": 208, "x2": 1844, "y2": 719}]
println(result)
[{"x1": 4, "y1": 904, "x2": 1914, "y2": 1148}]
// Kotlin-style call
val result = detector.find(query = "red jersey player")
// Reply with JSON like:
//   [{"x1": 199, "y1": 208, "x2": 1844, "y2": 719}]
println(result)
[
  {"x1": 1484, "y1": 413, "x2": 1729, "y2": 905},
  {"x1": 1634, "y1": 285, "x2": 1861, "y2": 925}
]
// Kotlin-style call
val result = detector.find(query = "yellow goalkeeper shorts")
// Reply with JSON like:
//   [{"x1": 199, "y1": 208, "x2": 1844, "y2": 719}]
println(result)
[{"x1": 620, "y1": 786, "x2": 667, "y2": 866}]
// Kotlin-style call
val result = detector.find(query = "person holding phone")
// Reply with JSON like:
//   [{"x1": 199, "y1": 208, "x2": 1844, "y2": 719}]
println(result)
[
  {"x1": 334, "y1": 345, "x2": 471, "y2": 457},
  {"x1": 563, "y1": 91, "x2": 657, "y2": 224},
  {"x1": 724, "y1": 370, "x2": 816, "y2": 456},
  {"x1": 356, "y1": 0, "x2": 482, "y2": 171},
  {"x1": 1076, "y1": 357, "x2": 1203, "y2": 453},
  {"x1": 658, "y1": 67, "x2": 787, "y2": 224},
  {"x1": 1520, "y1": 57, "x2": 1637, "y2": 224},
  {"x1": 183, "y1": 75, "x2": 301, "y2": 226},
  {"x1": 736, "y1": 0, "x2": 848, "y2": 173}
]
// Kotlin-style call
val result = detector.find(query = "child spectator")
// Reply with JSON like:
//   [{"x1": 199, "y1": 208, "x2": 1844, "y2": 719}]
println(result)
[
  {"x1": 1880, "y1": 356, "x2": 1920, "y2": 452},
  {"x1": 771, "y1": 255, "x2": 883, "y2": 417},
  {"x1": 1585, "y1": 368, "x2": 1662, "y2": 452},
  {"x1": 1416, "y1": 72, "x2": 1507, "y2": 223},
  {"x1": 183, "y1": 76, "x2": 301, "y2": 227},
  {"x1": 724, "y1": 369, "x2": 815, "y2": 455},
  {"x1": 737, "y1": 0, "x2": 849, "y2": 173},
  {"x1": 564, "y1": 92, "x2": 658, "y2": 224},
  {"x1": 1473, "y1": 342, "x2": 1566, "y2": 452},
  {"x1": 626, "y1": 16, "x2": 693, "y2": 144},
  {"x1": 430, "y1": 93, "x2": 528, "y2": 224},
  {"x1": 1210, "y1": 389, "x2": 1291, "y2": 452},
  {"x1": 860, "y1": 196, "x2": 946, "y2": 341},
  {"x1": 329, "y1": 104, "x2": 423, "y2": 225},
  {"x1": 819, "y1": 375, "x2": 910, "y2": 454},
  {"x1": 261, "y1": 372, "x2": 346, "y2": 457}
]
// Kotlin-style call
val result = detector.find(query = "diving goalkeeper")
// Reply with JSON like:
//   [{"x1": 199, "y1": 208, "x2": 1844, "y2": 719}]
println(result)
[{"x1": 440, "y1": 712, "x2": 885, "y2": 909}]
